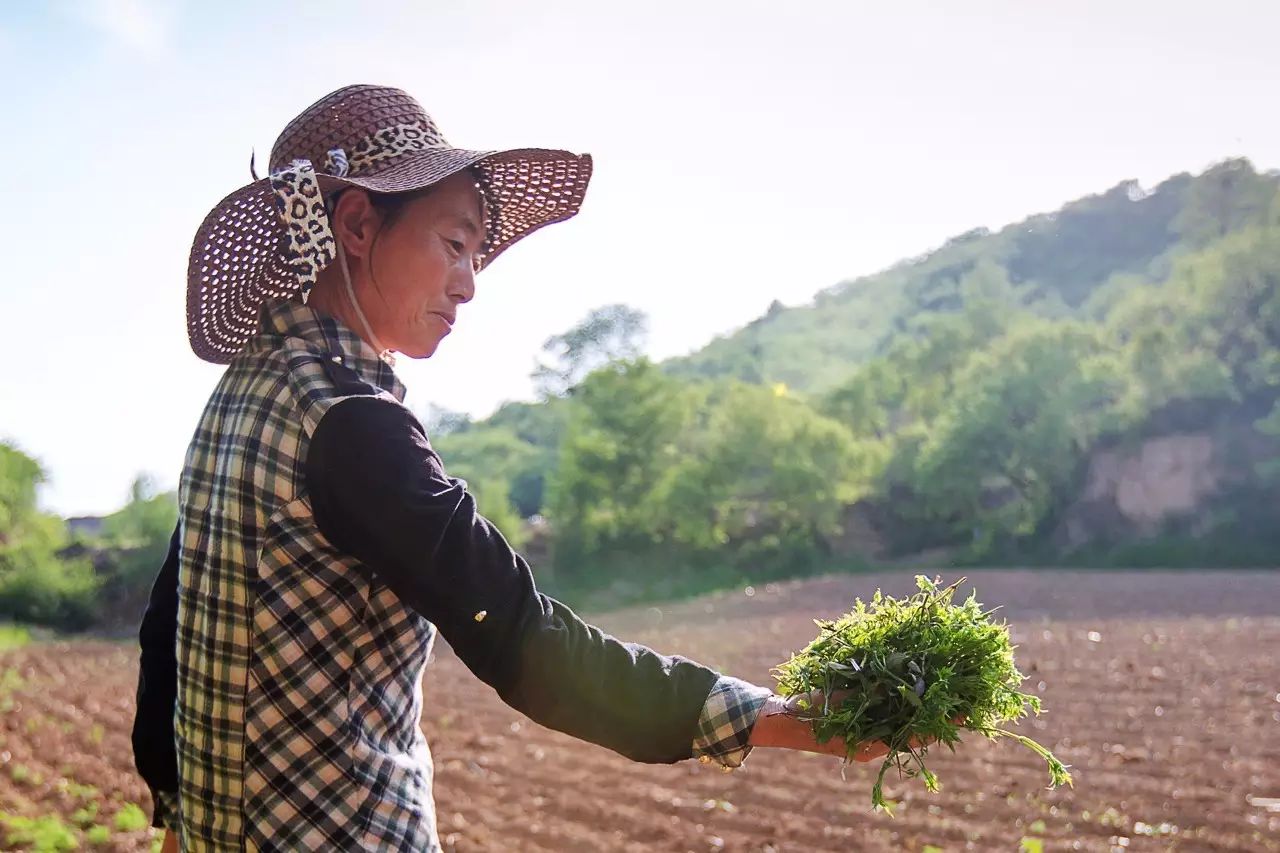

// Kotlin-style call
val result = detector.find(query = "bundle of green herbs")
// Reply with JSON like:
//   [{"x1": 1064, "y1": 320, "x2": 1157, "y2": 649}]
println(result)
[{"x1": 772, "y1": 576, "x2": 1072, "y2": 812}]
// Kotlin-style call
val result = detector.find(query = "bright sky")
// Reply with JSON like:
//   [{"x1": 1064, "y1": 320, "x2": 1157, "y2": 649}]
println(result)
[{"x1": 2, "y1": 0, "x2": 1277, "y2": 517}]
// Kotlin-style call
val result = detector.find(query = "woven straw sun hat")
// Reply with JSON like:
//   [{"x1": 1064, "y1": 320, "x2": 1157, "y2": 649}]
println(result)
[{"x1": 186, "y1": 83, "x2": 593, "y2": 364}]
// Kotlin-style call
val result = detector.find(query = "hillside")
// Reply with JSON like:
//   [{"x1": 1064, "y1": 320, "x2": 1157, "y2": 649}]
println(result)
[
  {"x1": 6, "y1": 158, "x2": 1278, "y2": 631},
  {"x1": 665, "y1": 159, "x2": 1277, "y2": 393},
  {"x1": 430, "y1": 155, "x2": 1280, "y2": 585}
]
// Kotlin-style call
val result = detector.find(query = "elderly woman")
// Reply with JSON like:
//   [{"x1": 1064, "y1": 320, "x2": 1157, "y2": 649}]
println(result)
[{"x1": 132, "y1": 84, "x2": 892, "y2": 852}]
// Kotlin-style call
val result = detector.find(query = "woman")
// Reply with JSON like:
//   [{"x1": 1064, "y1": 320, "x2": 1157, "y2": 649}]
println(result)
[{"x1": 132, "y1": 84, "x2": 897, "y2": 852}]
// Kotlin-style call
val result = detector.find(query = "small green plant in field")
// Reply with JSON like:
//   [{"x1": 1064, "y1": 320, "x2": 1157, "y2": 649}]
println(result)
[
  {"x1": 86, "y1": 824, "x2": 111, "y2": 845},
  {"x1": 0, "y1": 667, "x2": 24, "y2": 691},
  {"x1": 89, "y1": 723, "x2": 105, "y2": 745},
  {"x1": 1019, "y1": 838, "x2": 1045, "y2": 853},
  {"x1": 71, "y1": 801, "x2": 99, "y2": 828},
  {"x1": 0, "y1": 625, "x2": 31, "y2": 652},
  {"x1": 10, "y1": 764, "x2": 31, "y2": 784},
  {"x1": 773, "y1": 576, "x2": 1073, "y2": 813},
  {"x1": 0, "y1": 812, "x2": 78, "y2": 851},
  {"x1": 66, "y1": 781, "x2": 100, "y2": 800},
  {"x1": 0, "y1": 667, "x2": 26, "y2": 713},
  {"x1": 1098, "y1": 806, "x2": 1123, "y2": 827},
  {"x1": 1133, "y1": 820, "x2": 1179, "y2": 837},
  {"x1": 113, "y1": 802, "x2": 149, "y2": 832}
]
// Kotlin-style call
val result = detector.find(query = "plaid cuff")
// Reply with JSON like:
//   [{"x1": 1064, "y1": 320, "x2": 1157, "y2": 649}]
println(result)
[
  {"x1": 692, "y1": 676, "x2": 773, "y2": 770},
  {"x1": 152, "y1": 789, "x2": 180, "y2": 833}
]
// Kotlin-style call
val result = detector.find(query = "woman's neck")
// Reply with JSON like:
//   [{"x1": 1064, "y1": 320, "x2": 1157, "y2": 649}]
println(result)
[{"x1": 307, "y1": 257, "x2": 392, "y2": 361}]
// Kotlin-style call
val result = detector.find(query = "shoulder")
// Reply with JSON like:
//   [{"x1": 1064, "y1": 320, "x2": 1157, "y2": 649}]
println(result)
[
  {"x1": 316, "y1": 392, "x2": 426, "y2": 448},
  {"x1": 277, "y1": 343, "x2": 404, "y2": 438},
  {"x1": 306, "y1": 391, "x2": 447, "y2": 505}
]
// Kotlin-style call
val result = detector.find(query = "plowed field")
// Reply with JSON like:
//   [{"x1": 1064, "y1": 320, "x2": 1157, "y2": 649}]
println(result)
[{"x1": 2, "y1": 570, "x2": 1278, "y2": 851}]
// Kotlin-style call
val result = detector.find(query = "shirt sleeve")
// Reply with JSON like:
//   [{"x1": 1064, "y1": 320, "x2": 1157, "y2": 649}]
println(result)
[
  {"x1": 305, "y1": 394, "x2": 724, "y2": 765},
  {"x1": 131, "y1": 524, "x2": 181, "y2": 829},
  {"x1": 692, "y1": 676, "x2": 772, "y2": 770}
]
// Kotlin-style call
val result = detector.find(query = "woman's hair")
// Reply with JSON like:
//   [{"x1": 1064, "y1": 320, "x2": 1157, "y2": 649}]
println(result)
[
  {"x1": 327, "y1": 166, "x2": 483, "y2": 229},
  {"x1": 368, "y1": 188, "x2": 434, "y2": 227},
  {"x1": 326, "y1": 167, "x2": 486, "y2": 267}
]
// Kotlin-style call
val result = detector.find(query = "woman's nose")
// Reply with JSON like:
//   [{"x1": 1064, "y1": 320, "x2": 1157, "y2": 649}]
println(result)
[{"x1": 451, "y1": 263, "x2": 476, "y2": 304}]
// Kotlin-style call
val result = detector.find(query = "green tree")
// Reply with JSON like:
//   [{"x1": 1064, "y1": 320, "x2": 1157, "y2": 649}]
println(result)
[
  {"x1": 657, "y1": 383, "x2": 877, "y2": 565},
  {"x1": 100, "y1": 474, "x2": 178, "y2": 588},
  {"x1": 102, "y1": 475, "x2": 177, "y2": 547},
  {"x1": 467, "y1": 477, "x2": 528, "y2": 551},
  {"x1": 533, "y1": 304, "x2": 649, "y2": 397},
  {"x1": 911, "y1": 322, "x2": 1124, "y2": 554},
  {"x1": 475, "y1": 398, "x2": 575, "y2": 516},
  {"x1": 0, "y1": 522, "x2": 99, "y2": 630},
  {"x1": 0, "y1": 442, "x2": 45, "y2": 542},
  {"x1": 1172, "y1": 158, "x2": 1277, "y2": 246},
  {"x1": 546, "y1": 359, "x2": 693, "y2": 579},
  {"x1": 434, "y1": 426, "x2": 545, "y2": 518},
  {"x1": 1255, "y1": 401, "x2": 1280, "y2": 484},
  {"x1": 1106, "y1": 219, "x2": 1280, "y2": 421},
  {"x1": 0, "y1": 443, "x2": 98, "y2": 629}
]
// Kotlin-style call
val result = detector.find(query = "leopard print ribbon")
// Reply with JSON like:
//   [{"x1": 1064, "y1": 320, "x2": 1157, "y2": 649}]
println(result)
[
  {"x1": 267, "y1": 123, "x2": 452, "y2": 302},
  {"x1": 268, "y1": 159, "x2": 335, "y2": 303}
]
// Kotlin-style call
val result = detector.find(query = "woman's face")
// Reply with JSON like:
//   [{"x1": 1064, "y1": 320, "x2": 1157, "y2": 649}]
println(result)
[{"x1": 332, "y1": 172, "x2": 485, "y2": 359}]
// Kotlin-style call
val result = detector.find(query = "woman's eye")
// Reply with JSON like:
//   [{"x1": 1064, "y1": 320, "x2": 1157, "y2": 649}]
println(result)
[{"x1": 446, "y1": 238, "x2": 464, "y2": 255}]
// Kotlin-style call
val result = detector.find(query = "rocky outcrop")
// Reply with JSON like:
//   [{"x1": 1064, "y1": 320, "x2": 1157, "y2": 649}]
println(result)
[{"x1": 1052, "y1": 413, "x2": 1277, "y2": 550}]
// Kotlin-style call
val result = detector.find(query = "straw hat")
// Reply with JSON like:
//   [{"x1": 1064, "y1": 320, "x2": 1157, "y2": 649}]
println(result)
[{"x1": 186, "y1": 84, "x2": 593, "y2": 364}]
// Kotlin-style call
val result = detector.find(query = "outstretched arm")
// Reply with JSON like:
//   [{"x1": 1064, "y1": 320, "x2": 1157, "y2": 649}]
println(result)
[{"x1": 308, "y1": 396, "x2": 733, "y2": 764}]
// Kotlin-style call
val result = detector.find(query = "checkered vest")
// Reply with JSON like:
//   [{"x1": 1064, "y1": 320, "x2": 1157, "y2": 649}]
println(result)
[{"x1": 174, "y1": 299, "x2": 442, "y2": 851}]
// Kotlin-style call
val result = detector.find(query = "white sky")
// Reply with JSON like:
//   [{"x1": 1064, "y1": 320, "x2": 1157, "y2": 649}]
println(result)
[{"x1": 2, "y1": 0, "x2": 1277, "y2": 517}]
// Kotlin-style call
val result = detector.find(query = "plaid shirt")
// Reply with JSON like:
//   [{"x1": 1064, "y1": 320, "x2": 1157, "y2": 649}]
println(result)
[{"x1": 143, "y1": 299, "x2": 770, "y2": 850}]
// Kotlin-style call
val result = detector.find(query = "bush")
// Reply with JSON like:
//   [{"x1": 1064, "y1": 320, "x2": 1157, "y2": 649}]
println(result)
[
  {"x1": 469, "y1": 478, "x2": 528, "y2": 552},
  {"x1": 0, "y1": 513, "x2": 100, "y2": 631},
  {"x1": 0, "y1": 550, "x2": 99, "y2": 631}
]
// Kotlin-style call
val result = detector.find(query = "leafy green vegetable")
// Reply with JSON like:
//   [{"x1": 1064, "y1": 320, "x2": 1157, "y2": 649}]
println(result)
[{"x1": 772, "y1": 575, "x2": 1073, "y2": 812}]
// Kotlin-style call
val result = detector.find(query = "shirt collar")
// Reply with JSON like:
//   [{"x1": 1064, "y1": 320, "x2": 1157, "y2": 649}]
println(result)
[{"x1": 253, "y1": 298, "x2": 408, "y2": 403}]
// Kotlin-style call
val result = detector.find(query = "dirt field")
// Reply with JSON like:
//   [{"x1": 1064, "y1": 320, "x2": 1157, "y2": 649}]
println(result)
[{"x1": 1, "y1": 569, "x2": 1278, "y2": 852}]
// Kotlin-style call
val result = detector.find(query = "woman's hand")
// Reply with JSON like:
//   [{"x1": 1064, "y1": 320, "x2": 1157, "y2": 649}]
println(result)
[{"x1": 747, "y1": 689, "x2": 954, "y2": 761}]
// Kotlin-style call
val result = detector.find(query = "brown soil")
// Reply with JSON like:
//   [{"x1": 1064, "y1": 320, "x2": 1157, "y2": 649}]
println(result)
[{"x1": 1, "y1": 569, "x2": 1278, "y2": 851}]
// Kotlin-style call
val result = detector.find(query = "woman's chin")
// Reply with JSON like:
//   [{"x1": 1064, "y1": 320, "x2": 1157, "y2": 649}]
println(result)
[{"x1": 400, "y1": 334, "x2": 445, "y2": 360}]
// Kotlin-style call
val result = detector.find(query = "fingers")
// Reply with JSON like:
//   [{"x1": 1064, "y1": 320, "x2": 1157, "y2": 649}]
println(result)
[{"x1": 779, "y1": 692, "x2": 965, "y2": 763}]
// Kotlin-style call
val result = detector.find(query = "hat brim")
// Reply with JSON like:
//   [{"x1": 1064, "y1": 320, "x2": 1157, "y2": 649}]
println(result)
[{"x1": 187, "y1": 146, "x2": 592, "y2": 365}]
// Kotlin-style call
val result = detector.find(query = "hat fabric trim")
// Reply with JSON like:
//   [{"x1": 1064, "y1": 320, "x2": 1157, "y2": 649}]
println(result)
[{"x1": 268, "y1": 158, "x2": 336, "y2": 303}]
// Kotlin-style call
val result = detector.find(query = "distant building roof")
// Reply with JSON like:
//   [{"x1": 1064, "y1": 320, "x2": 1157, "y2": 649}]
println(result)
[{"x1": 66, "y1": 516, "x2": 105, "y2": 538}]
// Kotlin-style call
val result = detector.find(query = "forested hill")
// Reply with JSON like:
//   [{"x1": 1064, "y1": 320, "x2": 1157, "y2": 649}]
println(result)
[
  {"x1": 5, "y1": 158, "x2": 1278, "y2": 630},
  {"x1": 665, "y1": 159, "x2": 1279, "y2": 392}
]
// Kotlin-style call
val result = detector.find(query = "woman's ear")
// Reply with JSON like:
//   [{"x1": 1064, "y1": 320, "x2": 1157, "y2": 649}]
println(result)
[{"x1": 330, "y1": 189, "x2": 382, "y2": 262}]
